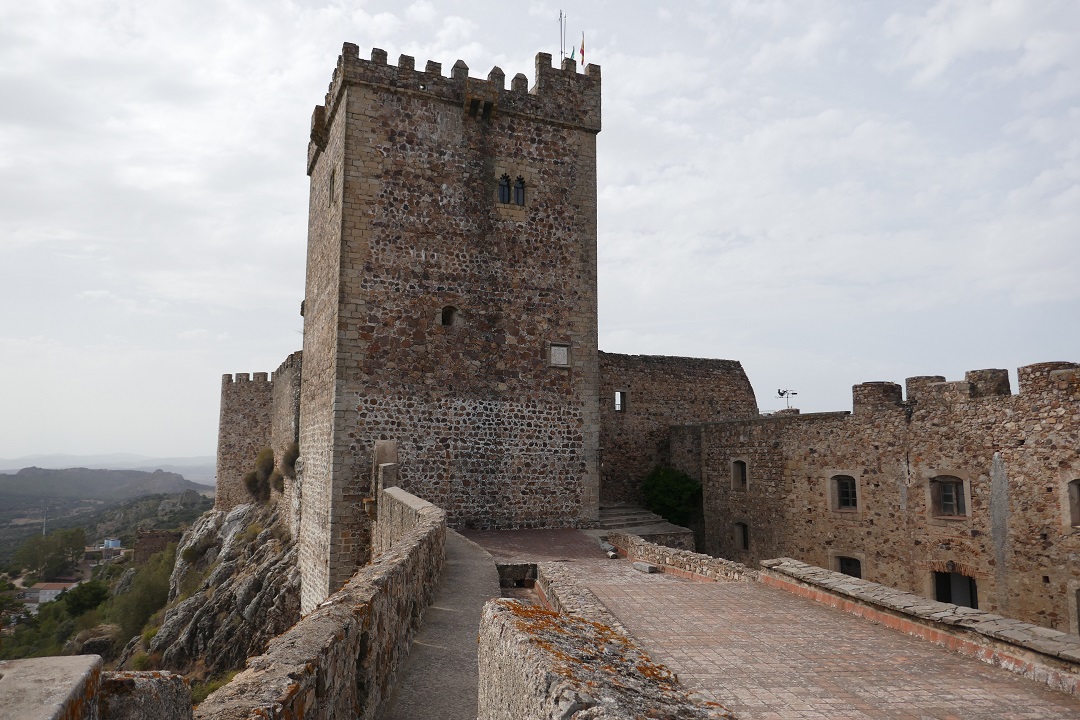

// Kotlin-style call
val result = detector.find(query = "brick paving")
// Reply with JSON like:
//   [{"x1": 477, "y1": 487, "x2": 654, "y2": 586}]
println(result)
[{"x1": 467, "y1": 530, "x2": 1080, "y2": 719}]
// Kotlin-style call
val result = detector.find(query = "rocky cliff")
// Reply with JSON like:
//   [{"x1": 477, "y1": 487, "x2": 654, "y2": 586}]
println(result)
[{"x1": 121, "y1": 503, "x2": 299, "y2": 680}]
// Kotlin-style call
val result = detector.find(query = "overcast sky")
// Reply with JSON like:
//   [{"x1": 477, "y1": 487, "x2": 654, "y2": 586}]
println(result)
[{"x1": 1, "y1": 0, "x2": 1078, "y2": 459}]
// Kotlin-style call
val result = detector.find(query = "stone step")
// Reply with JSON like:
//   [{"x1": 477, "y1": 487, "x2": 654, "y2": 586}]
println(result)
[{"x1": 597, "y1": 505, "x2": 668, "y2": 529}]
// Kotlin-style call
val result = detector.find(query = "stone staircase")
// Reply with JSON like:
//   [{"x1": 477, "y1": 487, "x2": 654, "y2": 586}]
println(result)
[
  {"x1": 598, "y1": 504, "x2": 669, "y2": 529},
  {"x1": 596, "y1": 504, "x2": 697, "y2": 551}
]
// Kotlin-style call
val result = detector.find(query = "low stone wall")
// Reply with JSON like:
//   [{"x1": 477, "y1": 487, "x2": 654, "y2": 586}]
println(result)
[
  {"x1": 635, "y1": 527, "x2": 695, "y2": 551},
  {"x1": 761, "y1": 558, "x2": 1080, "y2": 695},
  {"x1": 606, "y1": 531, "x2": 757, "y2": 582},
  {"x1": 194, "y1": 488, "x2": 446, "y2": 720},
  {"x1": 0, "y1": 657, "x2": 190, "y2": 720},
  {"x1": 534, "y1": 561, "x2": 630, "y2": 635},
  {"x1": 477, "y1": 599, "x2": 734, "y2": 719},
  {"x1": 373, "y1": 486, "x2": 428, "y2": 557}
]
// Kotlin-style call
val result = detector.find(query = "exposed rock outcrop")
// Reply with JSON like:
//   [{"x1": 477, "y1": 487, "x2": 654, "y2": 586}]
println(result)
[{"x1": 127, "y1": 503, "x2": 299, "y2": 679}]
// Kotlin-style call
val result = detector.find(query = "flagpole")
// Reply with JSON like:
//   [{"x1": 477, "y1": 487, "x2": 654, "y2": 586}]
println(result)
[{"x1": 558, "y1": 11, "x2": 564, "y2": 61}]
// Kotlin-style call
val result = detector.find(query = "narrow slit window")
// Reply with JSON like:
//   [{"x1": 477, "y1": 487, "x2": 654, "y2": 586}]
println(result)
[
  {"x1": 513, "y1": 176, "x2": 526, "y2": 206},
  {"x1": 733, "y1": 522, "x2": 749, "y2": 550},
  {"x1": 498, "y1": 175, "x2": 511, "y2": 204},
  {"x1": 1069, "y1": 480, "x2": 1080, "y2": 526},
  {"x1": 732, "y1": 460, "x2": 747, "y2": 490},
  {"x1": 614, "y1": 391, "x2": 626, "y2": 412},
  {"x1": 328, "y1": 168, "x2": 335, "y2": 207}
]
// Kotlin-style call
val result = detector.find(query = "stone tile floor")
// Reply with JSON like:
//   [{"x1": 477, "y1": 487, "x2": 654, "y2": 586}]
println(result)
[{"x1": 467, "y1": 530, "x2": 1080, "y2": 719}]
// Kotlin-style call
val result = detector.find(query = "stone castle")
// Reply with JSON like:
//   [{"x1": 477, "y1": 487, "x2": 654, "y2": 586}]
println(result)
[{"x1": 216, "y1": 43, "x2": 1080, "y2": 630}]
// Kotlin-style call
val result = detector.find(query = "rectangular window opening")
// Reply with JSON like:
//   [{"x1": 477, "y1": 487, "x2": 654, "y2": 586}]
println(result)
[
  {"x1": 614, "y1": 391, "x2": 626, "y2": 412},
  {"x1": 732, "y1": 460, "x2": 748, "y2": 490},
  {"x1": 733, "y1": 522, "x2": 749, "y2": 551},
  {"x1": 837, "y1": 556, "x2": 862, "y2": 579},
  {"x1": 934, "y1": 571, "x2": 978, "y2": 609}
]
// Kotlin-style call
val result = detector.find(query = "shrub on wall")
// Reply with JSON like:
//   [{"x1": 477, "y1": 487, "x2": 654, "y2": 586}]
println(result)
[
  {"x1": 642, "y1": 465, "x2": 701, "y2": 528},
  {"x1": 281, "y1": 442, "x2": 299, "y2": 479},
  {"x1": 243, "y1": 448, "x2": 276, "y2": 503}
]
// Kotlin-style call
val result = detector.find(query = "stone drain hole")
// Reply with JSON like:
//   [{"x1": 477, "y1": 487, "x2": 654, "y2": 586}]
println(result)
[{"x1": 496, "y1": 563, "x2": 541, "y2": 605}]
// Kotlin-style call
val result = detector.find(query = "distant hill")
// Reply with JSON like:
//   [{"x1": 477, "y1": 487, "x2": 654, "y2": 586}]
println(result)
[
  {"x1": 0, "y1": 454, "x2": 215, "y2": 484},
  {"x1": 0, "y1": 490, "x2": 214, "y2": 564},
  {"x1": 0, "y1": 467, "x2": 216, "y2": 564},
  {"x1": 0, "y1": 467, "x2": 211, "y2": 501}
]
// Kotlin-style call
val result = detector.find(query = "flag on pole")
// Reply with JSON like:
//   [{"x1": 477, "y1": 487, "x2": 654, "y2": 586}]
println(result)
[{"x1": 580, "y1": 32, "x2": 585, "y2": 66}]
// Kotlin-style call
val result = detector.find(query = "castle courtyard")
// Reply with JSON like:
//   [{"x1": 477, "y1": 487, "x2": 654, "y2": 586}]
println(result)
[{"x1": 466, "y1": 529, "x2": 1080, "y2": 719}]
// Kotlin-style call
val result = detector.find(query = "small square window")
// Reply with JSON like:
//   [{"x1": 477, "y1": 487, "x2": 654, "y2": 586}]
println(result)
[
  {"x1": 549, "y1": 344, "x2": 569, "y2": 366},
  {"x1": 836, "y1": 556, "x2": 862, "y2": 578},
  {"x1": 931, "y1": 476, "x2": 967, "y2": 518}
]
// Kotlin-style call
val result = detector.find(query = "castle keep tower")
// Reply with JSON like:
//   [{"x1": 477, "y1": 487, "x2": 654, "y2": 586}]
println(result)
[{"x1": 298, "y1": 44, "x2": 602, "y2": 611}]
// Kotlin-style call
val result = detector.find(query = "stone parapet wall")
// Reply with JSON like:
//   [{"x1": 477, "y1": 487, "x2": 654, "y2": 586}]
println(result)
[
  {"x1": 534, "y1": 561, "x2": 630, "y2": 635},
  {"x1": 0, "y1": 656, "x2": 190, "y2": 720},
  {"x1": 195, "y1": 487, "x2": 445, "y2": 720},
  {"x1": 598, "y1": 352, "x2": 757, "y2": 505},
  {"x1": 761, "y1": 557, "x2": 1080, "y2": 695},
  {"x1": 372, "y1": 485, "x2": 429, "y2": 557},
  {"x1": 606, "y1": 531, "x2": 756, "y2": 583},
  {"x1": 477, "y1": 599, "x2": 734, "y2": 719}
]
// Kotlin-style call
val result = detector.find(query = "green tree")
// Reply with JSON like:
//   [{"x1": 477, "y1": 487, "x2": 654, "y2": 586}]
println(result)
[
  {"x1": 62, "y1": 580, "x2": 109, "y2": 617},
  {"x1": 642, "y1": 465, "x2": 702, "y2": 528}
]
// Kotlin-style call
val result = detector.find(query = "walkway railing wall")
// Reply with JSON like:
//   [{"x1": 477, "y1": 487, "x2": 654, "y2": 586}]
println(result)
[{"x1": 194, "y1": 483, "x2": 446, "y2": 720}]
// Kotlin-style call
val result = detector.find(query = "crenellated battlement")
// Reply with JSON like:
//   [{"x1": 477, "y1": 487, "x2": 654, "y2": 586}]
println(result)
[
  {"x1": 851, "y1": 362, "x2": 1078, "y2": 414},
  {"x1": 307, "y1": 44, "x2": 601, "y2": 173},
  {"x1": 221, "y1": 371, "x2": 272, "y2": 386}
]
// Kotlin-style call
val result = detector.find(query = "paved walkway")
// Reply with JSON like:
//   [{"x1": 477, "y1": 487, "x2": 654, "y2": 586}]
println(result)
[
  {"x1": 467, "y1": 529, "x2": 1080, "y2": 720},
  {"x1": 381, "y1": 530, "x2": 500, "y2": 720}
]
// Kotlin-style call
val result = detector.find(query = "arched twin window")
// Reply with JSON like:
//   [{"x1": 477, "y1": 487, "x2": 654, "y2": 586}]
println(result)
[{"x1": 497, "y1": 174, "x2": 525, "y2": 206}]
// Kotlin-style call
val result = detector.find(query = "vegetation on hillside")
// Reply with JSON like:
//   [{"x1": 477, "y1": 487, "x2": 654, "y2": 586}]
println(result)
[
  {"x1": 0, "y1": 544, "x2": 175, "y2": 660},
  {"x1": 0, "y1": 490, "x2": 212, "y2": 564}
]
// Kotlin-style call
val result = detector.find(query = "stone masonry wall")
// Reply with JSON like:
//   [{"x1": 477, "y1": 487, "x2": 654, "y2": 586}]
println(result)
[
  {"x1": 196, "y1": 486, "x2": 445, "y2": 720},
  {"x1": 133, "y1": 530, "x2": 181, "y2": 564},
  {"x1": 598, "y1": 352, "x2": 757, "y2": 505},
  {"x1": 215, "y1": 373, "x2": 273, "y2": 511},
  {"x1": 673, "y1": 362, "x2": 1080, "y2": 632},
  {"x1": 299, "y1": 44, "x2": 602, "y2": 611},
  {"x1": 269, "y1": 351, "x2": 302, "y2": 535}
]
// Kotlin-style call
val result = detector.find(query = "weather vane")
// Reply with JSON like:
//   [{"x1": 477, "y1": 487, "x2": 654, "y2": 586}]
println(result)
[{"x1": 776, "y1": 388, "x2": 798, "y2": 409}]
